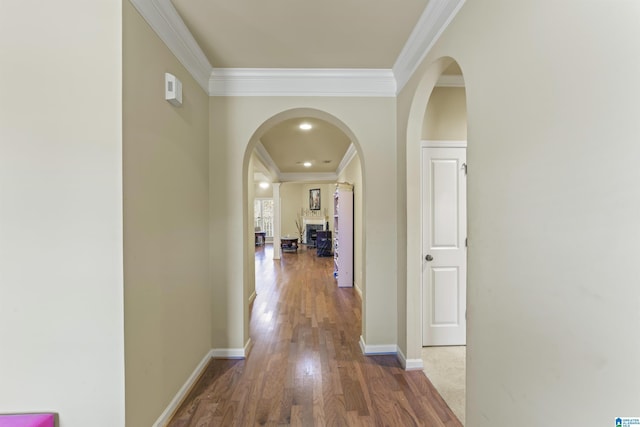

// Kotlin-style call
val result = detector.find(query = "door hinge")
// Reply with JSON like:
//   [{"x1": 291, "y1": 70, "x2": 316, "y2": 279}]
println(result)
[{"x1": 462, "y1": 163, "x2": 467, "y2": 175}]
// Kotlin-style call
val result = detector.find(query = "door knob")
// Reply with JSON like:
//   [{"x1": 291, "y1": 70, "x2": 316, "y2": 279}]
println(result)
[{"x1": 425, "y1": 254, "x2": 433, "y2": 261}]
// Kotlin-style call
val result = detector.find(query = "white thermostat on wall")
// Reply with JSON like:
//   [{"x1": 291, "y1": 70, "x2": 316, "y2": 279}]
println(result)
[{"x1": 165, "y1": 73, "x2": 182, "y2": 106}]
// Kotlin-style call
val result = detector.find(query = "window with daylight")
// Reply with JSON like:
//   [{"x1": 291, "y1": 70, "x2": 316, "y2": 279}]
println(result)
[{"x1": 254, "y1": 199, "x2": 274, "y2": 238}]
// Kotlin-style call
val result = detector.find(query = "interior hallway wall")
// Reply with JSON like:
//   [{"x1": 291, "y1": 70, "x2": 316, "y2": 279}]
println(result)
[
  {"x1": 422, "y1": 87, "x2": 467, "y2": 140},
  {"x1": 398, "y1": 2, "x2": 640, "y2": 425},
  {"x1": 123, "y1": 1, "x2": 211, "y2": 425},
  {"x1": 0, "y1": 1, "x2": 125, "y2": 425}
]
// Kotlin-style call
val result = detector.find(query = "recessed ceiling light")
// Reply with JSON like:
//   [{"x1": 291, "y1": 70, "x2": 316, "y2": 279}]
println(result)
[
  {"x1": 259, "y1": 182, "x2": 270, "y2": 189},
  {"x1": 299, "y1": 123, "x2": 312, "y2": 130},
  {"x1": 303, "y1": 162, "x2": 312, "y2": 167}
]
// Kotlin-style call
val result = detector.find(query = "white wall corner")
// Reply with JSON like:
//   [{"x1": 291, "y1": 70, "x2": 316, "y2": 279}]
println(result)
[
  {"x1": 209, "y1": 68, "x2": 396, "y2": 97},
  {"x1": 393, "y1": 0, "x2": 467, "y2": 94},
  {"x1": 359, "y1": 336, "x2": 398, "y2": 355},
  {"x1": 129, "y1": 0, "x2": 213, "y2": 92},
  {"x1": 397, "y1": 347, "x2": 424, "y2": 371},
  {"x1": 152, "y1": 349, "x2": 214, "y2": 427}
]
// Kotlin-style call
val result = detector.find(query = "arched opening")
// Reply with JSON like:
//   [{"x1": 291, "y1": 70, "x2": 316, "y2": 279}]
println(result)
[
  {"x1": 241, "y1": 108, "x2": 367, "y2": 351},
  {"x1": 405, "y1": 57, "x2": 468, "y2": 423}
]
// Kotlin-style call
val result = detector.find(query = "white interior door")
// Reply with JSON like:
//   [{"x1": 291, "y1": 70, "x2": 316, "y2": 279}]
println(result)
[{"x1": 422, "y1": 146, "x2": 467, "y2": 346}]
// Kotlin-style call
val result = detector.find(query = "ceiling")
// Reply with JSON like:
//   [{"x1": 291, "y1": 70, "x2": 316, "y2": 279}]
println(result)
[
  {"x1": 171, "y1": 0, "x2": 430, "y2": 69},
  {"x1": 261, "y1": 118, "x2": 350, "y2": 173},
  {"x1": 160, "y1": 0, "x2": 462, "y2": 181}
]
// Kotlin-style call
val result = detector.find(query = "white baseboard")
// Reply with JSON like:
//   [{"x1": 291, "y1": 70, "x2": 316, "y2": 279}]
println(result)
[
  {"x1": 212, "y1": 346, "x2": 246, "y2": 359},
  {"x1": 248, "y1": 291, "x2": 257, "y2": 305},
  {"x1": 211, "y1": 338, "x2": 251, "y2": 359},
  {"x1": 152, "y1": 349, "x2": 214, "y2": 427},
  {"x1": 359, "y1": 336, "x2": 397, "y2": 355},
  {"x1": 359, "y1": 337, "x2": 423, "y2": 371},
  {"x1": 397, "y1": 346, "x2": 424, "y2": 371}
]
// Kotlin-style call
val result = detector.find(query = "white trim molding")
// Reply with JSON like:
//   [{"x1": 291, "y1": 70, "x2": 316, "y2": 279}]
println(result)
[
  {"x1": 129, "y1": 0, "x2": 213, "y2": 92},
  {"x1": 359, "y1": 336, "x2": 397, "y2": 355},
  {"x1": 279, "y1": 172, "x2": 338, "y2": 182},
  {"x1": 209, "y1": 68, "x2": 396, "y2": 97},
  {"x1": 248, "y1": 291, "x2": 257, "y2": 305},
  {"x1": 436, "y1": 74, "x2": 465, "y2": 87},
  {"x1": 421, "y1": 140, "x2": 467, "y2": 148},
  {"x1": 211, "y1": 339, "x2": 250, "y2": 359},
  {"x1": 397, "y1": 347, "x2": 425, "y2": 371},
  {"x1": 254, "y1": 142, "x2": 282, "y2": 178},
  {"x1": 152, "y1": 349, "x2": 214, "y2": 427},
  {"x1": 336, "y1": 143, "x2": 358, "y2": 177},
  {"x1": 393, "y1": 0, "x2": 467, "y2": 93},
  {"x1": 359, "y1": 337, "x2": 424, "y2": 371},
  {"x1": 131, "y1": 0, "x2": 465, "y2": 97}
]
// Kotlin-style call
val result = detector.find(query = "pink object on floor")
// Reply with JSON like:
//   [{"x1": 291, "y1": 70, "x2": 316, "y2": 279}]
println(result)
[{"x1": 0, "y1": 414, "x2": 55, "y2": 427}]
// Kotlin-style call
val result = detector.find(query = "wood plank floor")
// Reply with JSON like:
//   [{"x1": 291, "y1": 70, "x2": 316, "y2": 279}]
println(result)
[{"x1": 168, "y1": 245, "x2": 462, "y2": 427}]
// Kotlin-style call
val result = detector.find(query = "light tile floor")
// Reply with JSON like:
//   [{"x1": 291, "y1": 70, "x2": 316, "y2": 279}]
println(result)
[{"x1": 421, "y1": 346, "x2": 466, "y2": 425}]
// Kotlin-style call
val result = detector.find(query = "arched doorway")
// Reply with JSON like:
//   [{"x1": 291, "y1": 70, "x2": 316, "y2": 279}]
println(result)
[
  {"x1": 405, "y1": 57, "x2": 468, "y2": 423},
  {"x1": 242, "y1": 108, "x2": 367, "y2": 350}
]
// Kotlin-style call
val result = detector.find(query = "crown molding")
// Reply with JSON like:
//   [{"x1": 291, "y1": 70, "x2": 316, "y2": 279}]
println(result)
[
  {"x1": 132, "y1": 0, "x2": 464, "y2": 97},
  {"x1": 279, "y1": 172, "x2": 338, "y2": 183},
  {"x1": 436, "y1": 75, "x2": 465, "y2": 87},
  {"x1": 254, "y1": 142, "x2": 282, "y2": 179},
  {"x1": 393, "y1": 0, "x2": 466, "y2": 93},
  {"x1": 336, "y1": 143, "x2": 358, "y2": 177},
  {"x1": 129, "y1": 0, "x2": 213, "y2": 92},
  {"x1": 253, "y1": 172, "x2": 271, "y2": 183},
  {"x1": 209, "y1": 68, "x2": 396, "y2": 97}
]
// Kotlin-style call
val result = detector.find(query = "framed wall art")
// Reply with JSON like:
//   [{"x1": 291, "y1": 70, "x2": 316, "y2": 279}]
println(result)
[{"x1": 309, "y1": 188, "x2": 321, "y2": 210}]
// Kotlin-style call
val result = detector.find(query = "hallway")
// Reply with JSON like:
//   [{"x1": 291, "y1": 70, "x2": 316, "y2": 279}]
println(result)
[{"x1": 168, "y1": 245, "x2": 461, "y2": 426}]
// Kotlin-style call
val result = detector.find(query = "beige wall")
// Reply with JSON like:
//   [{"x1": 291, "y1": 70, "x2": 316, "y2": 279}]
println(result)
[
  {"x1": 338, "y1": 155, "x2": 364, "y2": 294},
  {"x1": 399, "y1": 1, "x2": 640, "y2": 424},
  {"x1": 123, "y1": 2, "x2": 211, "y2": 425},
  {"x1": 280, "y1": 182, "x2": 304, "y2": 238},
  {"x1": 211, "y1": 98, "x2": 397, "y2": 351},
  {"x1": 422, "y1": 87, "x2": 467, "y2": 140},
  {"x1": 0, "y1": 1, "x2": 124, "y2": 426}
]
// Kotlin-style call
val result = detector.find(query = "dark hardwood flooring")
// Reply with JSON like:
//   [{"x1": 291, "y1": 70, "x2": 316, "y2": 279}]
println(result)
[{"x1": 168, "y1": 245, "x2": 461, "y2": 426}]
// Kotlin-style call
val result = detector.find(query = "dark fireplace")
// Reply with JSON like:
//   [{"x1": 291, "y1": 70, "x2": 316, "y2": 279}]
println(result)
[{"x1": 305, "y1": 224, "x2": 324, "y2": 247}]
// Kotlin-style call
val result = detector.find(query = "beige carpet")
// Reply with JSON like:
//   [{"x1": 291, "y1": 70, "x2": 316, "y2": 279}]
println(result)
[{"x1": 421, "y1": 346, "x2": 466, "y2": 425}]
